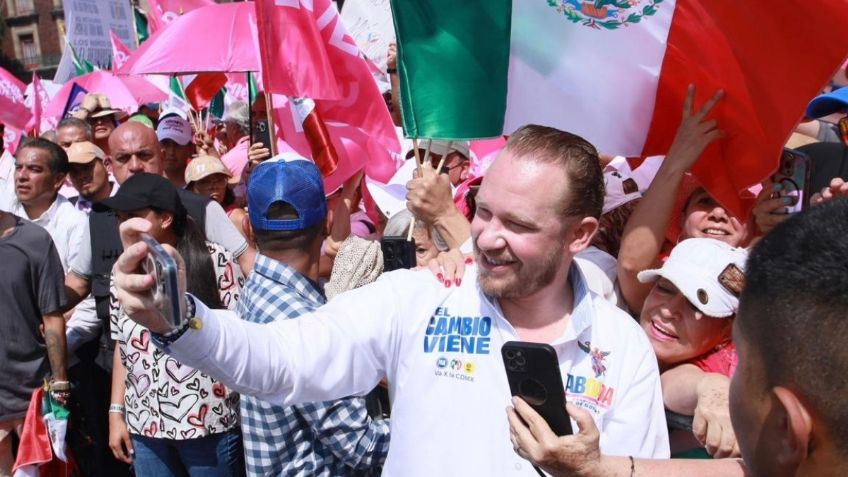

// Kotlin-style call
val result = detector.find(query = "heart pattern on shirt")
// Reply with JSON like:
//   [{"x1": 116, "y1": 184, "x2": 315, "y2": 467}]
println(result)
[
  {"x1": 125, "y1": 351, "x2": 140, "y2": 365},
  {"x1": 160, "y1": 394, "x2": 199, "y2": 421},
  {"x1": 126, "y1": 409, "x2": 150, "y2": 430},
  {"x1": 212, "y1": 383, "x2": 226, "y2": 399},
  {"x1": 130, "y1": 330, "x2": 149, "y2": 352},
  {"x1": 165, "y1": 358, "x2": 198, "y2": 384},
  {"x1": 143, "y1": 421, "x2": 158, "y2": 437},
  {"x1": 128, "y1": 373, "x2": 151, "y2": 397},
  {"x1": 187, "y1": 404, "x2": 208, "y2": 428}
]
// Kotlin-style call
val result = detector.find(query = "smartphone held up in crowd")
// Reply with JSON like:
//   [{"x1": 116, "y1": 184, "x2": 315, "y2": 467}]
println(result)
[
  {"x1": 772, "y1": 148, "x2": 812, "y2": 214},
  {"x1": 140, "y1": 233, "x2": 182, "y2": 328}
]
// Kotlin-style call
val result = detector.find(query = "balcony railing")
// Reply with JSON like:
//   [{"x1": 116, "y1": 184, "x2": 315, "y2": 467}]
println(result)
[{"x1": 20, "y1": 53, "x2": 62, "y2": 70}]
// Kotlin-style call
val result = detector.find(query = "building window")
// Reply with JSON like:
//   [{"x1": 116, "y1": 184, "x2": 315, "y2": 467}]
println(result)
[
  {"x1": 19, "y1": 33, "x2": 39, "y2": 65},
  {"x1": 13, "y1": 0, "x2": 34, "y2": 15}
]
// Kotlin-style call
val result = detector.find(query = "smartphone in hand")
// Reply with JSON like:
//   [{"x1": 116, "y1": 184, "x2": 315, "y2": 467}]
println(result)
[
  {"x1": 772, "y1": 148, "x2": 811, "y2": 214},
  {"x1": 252, "y1": 119, "x2": 271, "y2": 149},
  {"x1": 140, "y1": 233, "x2": 182, "y2": 328},
  {"x1": 502, "y1": 341, "x2": 573, "y2": 436}
]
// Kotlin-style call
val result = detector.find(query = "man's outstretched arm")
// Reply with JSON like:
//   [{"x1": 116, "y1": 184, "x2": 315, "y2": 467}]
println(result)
[{"x1": 113, "y1": 218, "x2": 401, "y2": 407}]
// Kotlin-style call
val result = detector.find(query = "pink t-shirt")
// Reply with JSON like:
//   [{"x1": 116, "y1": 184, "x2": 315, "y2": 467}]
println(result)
[
  {"x1": 690, "y1": 342, "x2": 738, "y2": 377},
  {"x1": 220, "y1": 136, "x2": 250, "y2": 179}
]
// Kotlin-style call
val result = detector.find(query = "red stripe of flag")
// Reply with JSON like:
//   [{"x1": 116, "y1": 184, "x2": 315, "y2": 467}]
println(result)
[{"x1": 642, "y1": 0, "x2": 848, "y2": 218}]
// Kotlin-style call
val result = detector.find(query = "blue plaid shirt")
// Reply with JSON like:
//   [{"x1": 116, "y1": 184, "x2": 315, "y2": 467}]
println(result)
[{"x1": 237, "y1": 254, "x2": 390, "y2": 476}]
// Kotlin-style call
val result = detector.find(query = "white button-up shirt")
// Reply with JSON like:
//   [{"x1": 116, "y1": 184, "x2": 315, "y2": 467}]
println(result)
[
  {"x1": 0, "y1": 189, "x2": 87, "y2": 273},
  {"x1": 164, "y1": 265, "x2": 669, "y2": 476}
]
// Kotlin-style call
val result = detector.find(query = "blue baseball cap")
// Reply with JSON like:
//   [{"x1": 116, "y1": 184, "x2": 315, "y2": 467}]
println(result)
[
  {"x1": 248, "y1": 153, "x2": 327, "y2": 232},
  {"x1": 806, "y1": 86, "x2": 848, "y2": 119}
]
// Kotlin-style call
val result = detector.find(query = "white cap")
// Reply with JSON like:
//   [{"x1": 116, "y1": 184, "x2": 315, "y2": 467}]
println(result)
[
  {"x1": 156, "y1": 114, "x2": 193, "y2": 146},
  {"x1": 602, "y1": 169, "x2": 642, "y2": 214},
  {"x1": 638, "y1": 238, "x2": 748, "y2": 318}
]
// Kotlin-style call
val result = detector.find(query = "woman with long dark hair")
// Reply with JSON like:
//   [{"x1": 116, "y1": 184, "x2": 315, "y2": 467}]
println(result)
[{"x1": 103, "y1": 173, "x2": 244, "y2": 477}]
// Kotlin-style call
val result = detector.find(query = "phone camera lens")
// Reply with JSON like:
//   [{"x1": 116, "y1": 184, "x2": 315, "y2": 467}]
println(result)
[
  {"x1": 516, "y1": 356, "x2": 526, "y2": 367},
  {"x1": 505, "y1": 350, "x2": 516, "y2": 360}
]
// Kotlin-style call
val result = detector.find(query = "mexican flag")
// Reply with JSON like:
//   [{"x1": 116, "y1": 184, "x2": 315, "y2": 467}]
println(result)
[
  {"x1": 12, "y1": 387, "x2": 77, "y2": 477},
  {"x1": 392, "y1": 0, "x2": 848, "y2": 217}
]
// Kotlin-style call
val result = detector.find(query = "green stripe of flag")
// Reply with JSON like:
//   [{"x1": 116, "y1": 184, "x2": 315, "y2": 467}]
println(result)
[
  {"x1": 68, "y1": 42, "x2": 96, "y2": 75},
  {"x1": 134, "y1": 7, "x2": 150, "y2": 45},
  {"x1": 390, "y1": 0, "x2": 512, "y2": 140}
]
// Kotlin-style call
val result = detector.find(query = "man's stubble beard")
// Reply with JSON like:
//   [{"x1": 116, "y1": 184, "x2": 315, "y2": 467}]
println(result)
[{"x1": 476, "y1": 242, "x2": 565, "y2": 299}]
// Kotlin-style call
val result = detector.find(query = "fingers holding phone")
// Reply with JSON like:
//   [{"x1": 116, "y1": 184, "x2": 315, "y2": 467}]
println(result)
[
  {"x1": 752, "y1": 182, "x2": 791, "y2": 235},
  {"x1": 507, "y1": 397, "x2": 603, "y2": 476},
  {"x1": 114, "y1": 219, "x2": 187, "y2": 334}
]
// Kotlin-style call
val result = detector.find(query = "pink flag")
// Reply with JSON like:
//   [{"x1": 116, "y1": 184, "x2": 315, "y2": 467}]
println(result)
[
  {"x1": 312, "y1": 0, "x2": 399, "y2": 153},
  {"x1": 146, "y1": 0, "x2": 213, "y2": 33},
  {"x1": 273, "y1": 95, "x2": 398, "y2": 191},
  {"x1": 254, "y1": 0, "x2": 339, "y2": 100},
  {"x1": 2, "y1": 127, "x2": 23, "y2": 157},
  {"x1": 0, "y1": 67, "x2": 32, "y2": 131},
  {"x1": 225, "y1": 73, "x2": 249, "y2": 104},
  {"x1": 110, "y1": 31, "x2": 132, "y2": 71},
  {"x1": 26, "y1": 73, "x2": 45, "y2": 135}
]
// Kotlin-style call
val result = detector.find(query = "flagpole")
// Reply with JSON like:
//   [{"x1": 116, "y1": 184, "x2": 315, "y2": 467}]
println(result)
[
  {"x1": 412, "y1": 138, "x2": 423, "y2": 176},
  {"x1": 247, "y1": 71, "x2": 254, "y2": 149},
  {"x1": 406, "y1": 216, "x2": 416, "y2": 242},
  {"x1": 435, "y1": 140, "x2": 452, "y2": 172},
  {"x1": 421, "y1": 138, "x2": 433, "y2": 168},
  {"x1": 264, "y1": 91, "x2": 277, "y2": 157}
]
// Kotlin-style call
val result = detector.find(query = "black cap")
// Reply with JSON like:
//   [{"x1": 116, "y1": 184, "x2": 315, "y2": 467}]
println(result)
[{"x1": 101, "y1": 173, "x2": 186, "y2": 214}]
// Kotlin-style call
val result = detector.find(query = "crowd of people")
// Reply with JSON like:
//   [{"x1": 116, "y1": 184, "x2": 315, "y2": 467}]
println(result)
[{"x1": 1, "y1": 36, "x2": 848, "y2": 477}]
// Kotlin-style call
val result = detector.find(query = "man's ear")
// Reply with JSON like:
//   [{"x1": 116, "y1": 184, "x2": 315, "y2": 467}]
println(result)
[
  {"x1": 459, "y1": 160, "x2": 470, "y2": 182},
  {"x1": 242, "y1": 214, "x2": 255, "y2": 245},
  {"x1": 567, "y1": 216, "x2": 599, "y2": 255},
  {"x1": 772, "y1": 386, "x2": 813, "y2": 467},
  {"x1": 323, "y1": 209, "x2": 333, "y2": 237},
  {"x1": 53, "y1": 172, "x2": 67, "y2": 192}
]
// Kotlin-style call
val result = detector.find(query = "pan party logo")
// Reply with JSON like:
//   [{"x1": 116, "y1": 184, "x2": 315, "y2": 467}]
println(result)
[{"x1": 546, "y1": 0, "x2": 663, "y2": 30}]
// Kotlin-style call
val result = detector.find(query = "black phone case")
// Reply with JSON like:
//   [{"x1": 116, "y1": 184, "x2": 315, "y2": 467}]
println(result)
[
  {"x1": 381, "y1": 237, "x2": 417, "y2": 272},
  {"x1": 253, "y1": 119, "x2": 271, "y2": 147},
  {"x1": 502, "y1": 341, "x2": 573, "y2": 436}
]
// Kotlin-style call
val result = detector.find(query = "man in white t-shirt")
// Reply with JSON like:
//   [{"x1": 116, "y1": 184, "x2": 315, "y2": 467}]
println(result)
[{"x1": 113, "y1": 125, "x2": 669, "y2": 476}]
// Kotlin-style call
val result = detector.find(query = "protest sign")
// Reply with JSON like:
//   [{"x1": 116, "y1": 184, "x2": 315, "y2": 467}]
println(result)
[
  {"x1": 340, "y1": 0, "x2": 395, "y2": 70},
  {"x1": 57, "y1": 0, "x2": 135, "y2": 81}
]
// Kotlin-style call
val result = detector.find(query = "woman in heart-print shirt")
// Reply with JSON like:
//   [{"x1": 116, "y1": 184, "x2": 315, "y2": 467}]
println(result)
[{"x1": 105, "y1": 181, "x2": 245, "y2": 477}]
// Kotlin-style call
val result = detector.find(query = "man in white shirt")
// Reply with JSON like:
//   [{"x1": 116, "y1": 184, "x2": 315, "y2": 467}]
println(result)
[
  {"x1": 113, "y1": 125, "x2": 669, "y2": 476},
  {"x1": 0, "y1": 138, "x2": 88, "y2": 272},
  {"x1": 0, "y1": 138, "x2": 97, "y2": 361}
]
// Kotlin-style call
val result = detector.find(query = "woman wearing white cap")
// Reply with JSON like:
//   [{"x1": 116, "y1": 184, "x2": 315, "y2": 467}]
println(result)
[{"x1": 636, "y1": 238, "x2": 747, "y2": 459}]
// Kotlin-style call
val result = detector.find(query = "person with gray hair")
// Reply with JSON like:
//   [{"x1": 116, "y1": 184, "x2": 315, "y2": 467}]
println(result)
[
  {"x1": 220, "y1": 101, "x2": 252, "y2": 181},
  {"x1": 56, "y1": 117, "x2": 94, "y2": 150},
  {"x1": 383, "y1": 209, "x2": 448, "y2": 267}
]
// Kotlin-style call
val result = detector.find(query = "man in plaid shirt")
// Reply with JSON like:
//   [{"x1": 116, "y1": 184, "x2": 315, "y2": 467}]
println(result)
[{"x1": 237, "y1": 156, "x2": 390, "y2": 476}]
